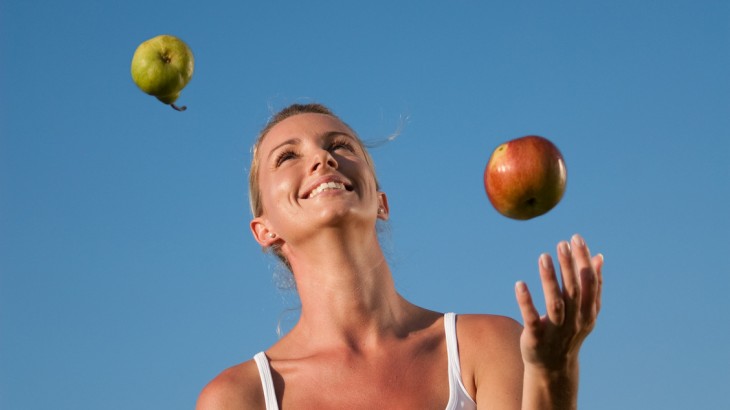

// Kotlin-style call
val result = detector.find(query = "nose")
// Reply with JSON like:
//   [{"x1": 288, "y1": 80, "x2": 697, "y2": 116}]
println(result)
[{"x1": 310, "y1": 148, "x2": 338, "y2": 173}]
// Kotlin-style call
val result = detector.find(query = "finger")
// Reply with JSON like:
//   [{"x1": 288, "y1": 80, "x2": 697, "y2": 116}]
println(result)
[
  {"x1": 515, "y1": 281, "x2": 541, "y2": 333},
  {"x1": 539, "y1": 253, "x2": 565, "y2": 326},
  {"x1": 556, "y1": 239, "x2": 579, "y2": 315},
  {"x1": 592, "y1": 253, "x2": 604, "y2": 315},
  {"x1": 571, "y1": 234, "x2": 598, "y2": 323}
]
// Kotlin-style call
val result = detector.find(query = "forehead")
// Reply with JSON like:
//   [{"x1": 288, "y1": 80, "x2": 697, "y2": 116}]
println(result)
[{"x1": 260, "y1": 113, "x2": 354, "y2": 150}]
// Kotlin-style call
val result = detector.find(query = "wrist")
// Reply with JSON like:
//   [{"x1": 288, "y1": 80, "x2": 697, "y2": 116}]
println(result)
[
  {"x1": 522, "y1": 360, "x2": 579, "y2": 410},
  {"x1": 524, "y1": 356, "x2": 579, "y2": 380}
]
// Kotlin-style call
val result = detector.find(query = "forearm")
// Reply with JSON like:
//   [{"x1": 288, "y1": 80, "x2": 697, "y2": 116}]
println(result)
[{"x1": 521, "y1": 360, "x2": 579, "y2": 410}]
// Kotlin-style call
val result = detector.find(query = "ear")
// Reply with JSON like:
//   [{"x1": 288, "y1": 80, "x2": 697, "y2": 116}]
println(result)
[
  {"x1": 250, "y1": 217, "x2": 279, "y2": 247},
  {"x1": 377, "y1": 191, "x2": 390, "y2": 221}
]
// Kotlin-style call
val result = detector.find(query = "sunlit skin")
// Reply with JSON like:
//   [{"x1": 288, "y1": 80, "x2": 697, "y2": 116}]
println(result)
[
  {"x1": 196, "y1": 112, "x2": 604, "y2": 410},
  {"x1": 252, "y1": 113, "x2": 384, "y2": 254},
  {"x1": 250, "y1": 114, "x2": 406, "y2": 352}
]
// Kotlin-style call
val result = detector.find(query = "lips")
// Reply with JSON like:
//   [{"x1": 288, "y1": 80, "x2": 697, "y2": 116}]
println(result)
[{"x1": 301, "y1": 176, "x2": 353, "y2": 199}]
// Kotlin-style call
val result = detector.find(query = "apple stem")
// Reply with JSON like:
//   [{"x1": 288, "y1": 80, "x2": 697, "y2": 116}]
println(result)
[{"x1": 170, "y1": 103, "x2": 187, "y2": 112}]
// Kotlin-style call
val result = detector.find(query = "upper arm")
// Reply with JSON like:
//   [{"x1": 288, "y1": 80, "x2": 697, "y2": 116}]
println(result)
[
  {"x1": 457, "y1": 314, "x2": 524, "y2": 410},
  {"x1": 196, "y1": 361, "x2": 265, "y2": 410}
]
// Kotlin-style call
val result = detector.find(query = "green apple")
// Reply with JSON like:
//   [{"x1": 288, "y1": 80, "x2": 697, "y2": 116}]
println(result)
[
  {"x1": 484, "y1": 135, "x2": 567, "y2": 220},
  {"x1": 131, "y1": 35, "x2": 194, "y2": 111}
]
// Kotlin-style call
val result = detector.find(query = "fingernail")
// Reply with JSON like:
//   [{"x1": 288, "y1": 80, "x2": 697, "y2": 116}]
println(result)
[
  {"x1": 572, "y1": 234, "x2": 585, "y2": 248},
  {"x1": 540, "y1": 253, "x2": 551, "y2": 269},
  {"x1": 516, "y1": 281, "x2": 528, "y2": 293},
  {"x1": 559, "y1": 241, "x2": 571, "y2": 256}
]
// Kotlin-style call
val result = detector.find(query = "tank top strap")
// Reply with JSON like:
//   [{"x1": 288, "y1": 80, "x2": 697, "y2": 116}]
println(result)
[
  {"x1": 444, "y1": 313, "x2": 461, "y2": 377},
  {"x1": 444, "y1": 312, "x2": 478, "y2": 410},
  {"x1": 253, "y1": 352, "x2": 280, "y2": 410}
]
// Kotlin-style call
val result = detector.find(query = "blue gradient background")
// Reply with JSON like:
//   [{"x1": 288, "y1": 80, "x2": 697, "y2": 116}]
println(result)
[{"x1": 1, "y1": 1, "x2": 729, "y2": 409}]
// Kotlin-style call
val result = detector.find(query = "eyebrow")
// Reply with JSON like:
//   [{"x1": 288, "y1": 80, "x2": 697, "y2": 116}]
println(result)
[{"x1": 266, "y1": 131, "x2": 357, "y2": 159}]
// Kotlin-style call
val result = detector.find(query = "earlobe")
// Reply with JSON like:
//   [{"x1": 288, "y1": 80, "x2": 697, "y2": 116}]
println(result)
[
  {"x1": 250, "y1": 218, "x2": 278, "y2": 247},
  {"x1": 377, "y1": 192, "x2": 390, "y2": 220}
]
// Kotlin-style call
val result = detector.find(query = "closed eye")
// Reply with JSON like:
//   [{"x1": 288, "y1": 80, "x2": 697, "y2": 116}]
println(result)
[
  {"x1": 328, "y1": 138, "x2": 355, "y2": 153},
  {"x1": 274, "y1": 149, "x2": 298, "y2": 166}
]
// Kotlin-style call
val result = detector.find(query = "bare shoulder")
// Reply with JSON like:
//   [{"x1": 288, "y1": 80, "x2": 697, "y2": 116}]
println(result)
[
  {"x1": 456, "y1": 313, "x2": 523, "y2": 350},
  {"x1": 196, "y1": 359, "x2": 265, "y2": 410},
  {"x1": 455, "y1": 314, "x2": 524, "y2": 407}
]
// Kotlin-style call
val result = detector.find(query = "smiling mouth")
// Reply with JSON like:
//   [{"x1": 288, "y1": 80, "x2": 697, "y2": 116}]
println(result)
[{"x1": 307, "y1": 181, "x2": 349, "y2": 199}]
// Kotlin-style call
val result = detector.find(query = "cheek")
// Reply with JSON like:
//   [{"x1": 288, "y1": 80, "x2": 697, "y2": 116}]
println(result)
[
  {"x1": 355, "y1": 161, "x2": 378, "y2": 190},
  {"x1": 350, "y1": 164, "x2": 380, "y2": 200},
  {"x1": 259, "y1": 172, "x2": 299, "y2": 211}
]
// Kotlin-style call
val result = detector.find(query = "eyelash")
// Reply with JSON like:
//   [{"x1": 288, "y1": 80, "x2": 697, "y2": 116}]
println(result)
[
  {"x1": 274, "y1": 139, "x2": 356, "y2": 167},
  {"x1": 274, "y1": 149, "x2": 297, "y2": 167},
  {"x1": 329, "y1": 138, "x2": 355, "y2": 153}
]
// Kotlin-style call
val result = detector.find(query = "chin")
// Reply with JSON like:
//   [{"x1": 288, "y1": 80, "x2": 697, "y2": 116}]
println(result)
[{"x1": 312, "y1": 206, "x2": 371, "y2": 228}]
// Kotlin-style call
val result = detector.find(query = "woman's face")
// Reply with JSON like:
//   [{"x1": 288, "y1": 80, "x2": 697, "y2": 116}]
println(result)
[{"x1": 251, "y1": 113, "x2": 387, "y2": 246}]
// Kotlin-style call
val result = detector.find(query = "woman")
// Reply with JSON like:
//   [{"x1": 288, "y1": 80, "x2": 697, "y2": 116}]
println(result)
[{"x1": 197, "y1": 103, "x2": 604, "y2": 409}]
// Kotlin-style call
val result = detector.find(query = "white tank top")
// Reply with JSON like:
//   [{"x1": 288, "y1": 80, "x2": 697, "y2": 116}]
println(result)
[{"x1": 253, "y1": 312, "x2": 477, "y2": 409}]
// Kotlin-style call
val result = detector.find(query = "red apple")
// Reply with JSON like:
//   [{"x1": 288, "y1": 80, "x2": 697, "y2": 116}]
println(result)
[{"x1": 484, "y1": 135, "x2": 567, "y2": 220}]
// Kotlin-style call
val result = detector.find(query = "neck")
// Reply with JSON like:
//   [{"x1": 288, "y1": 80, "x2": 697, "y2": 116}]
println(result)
[{"x1": 282, "y1": 226, "x2": 418, "y2": 351}]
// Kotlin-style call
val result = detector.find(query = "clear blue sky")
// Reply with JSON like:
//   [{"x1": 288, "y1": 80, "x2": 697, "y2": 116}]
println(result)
[{"x1": 1, "y1": 1, "x2": 729, "y2": 409}]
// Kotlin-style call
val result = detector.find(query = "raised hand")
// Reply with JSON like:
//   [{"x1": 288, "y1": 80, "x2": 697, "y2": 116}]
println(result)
[{"x1": 515, "y1": 233, "x2": 604, "y2": 375}]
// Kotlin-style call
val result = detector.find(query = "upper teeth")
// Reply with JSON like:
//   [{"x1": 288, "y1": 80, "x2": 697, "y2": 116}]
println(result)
[{"x1": 308, "y1": 181, "x2": 346, "y2": 198}]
